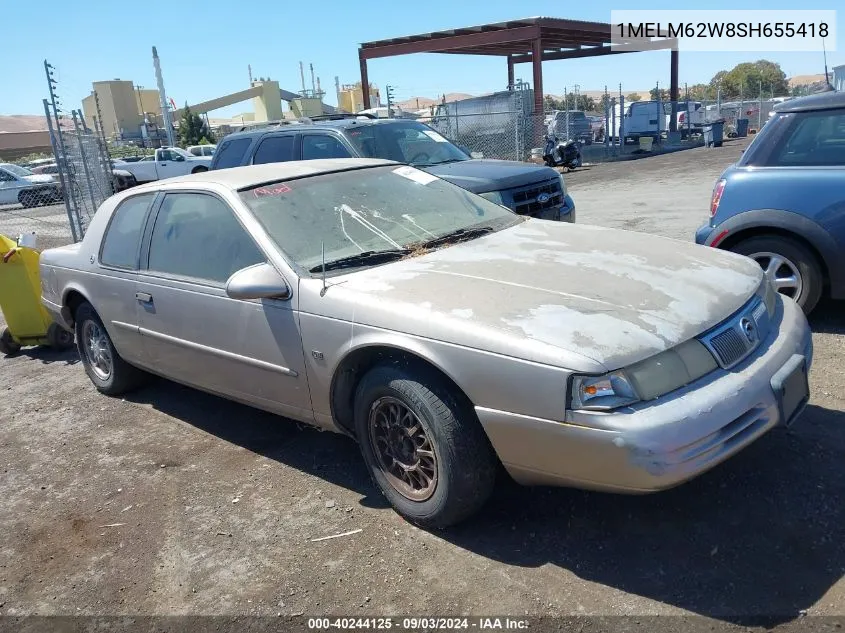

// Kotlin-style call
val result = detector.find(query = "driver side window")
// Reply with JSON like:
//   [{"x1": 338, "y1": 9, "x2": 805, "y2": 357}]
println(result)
[{"x1": 0, "y1": 170, "x2": 15, "y2": 182}]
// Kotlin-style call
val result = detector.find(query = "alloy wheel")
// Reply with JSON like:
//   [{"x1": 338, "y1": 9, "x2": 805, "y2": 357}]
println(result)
[{"x1": 368, "y1": 396, "x2": 438, "y2": 502}]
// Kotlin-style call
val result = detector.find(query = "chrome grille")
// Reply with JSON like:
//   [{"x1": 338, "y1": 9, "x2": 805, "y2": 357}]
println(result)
[
  {"x1": 510, "y1": 178, "x2": 562, "y2": 216},
  {"x1": 709, "y1": 328, "x2": 751, "y2": 368},
  {"x1": 700, "y1": 297, "x2": 770, "y2": 370}
]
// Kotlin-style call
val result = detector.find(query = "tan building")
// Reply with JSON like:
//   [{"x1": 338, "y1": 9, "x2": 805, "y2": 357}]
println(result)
[
  {"x1": 337, "y1": 82, "x2": 380, "y2": 113},
  {"x1": 81, "y1": 80, "x2": 161, "y2": 138}
]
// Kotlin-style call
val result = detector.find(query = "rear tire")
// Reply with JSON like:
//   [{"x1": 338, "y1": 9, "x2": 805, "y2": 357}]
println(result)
[
  {"x1": 354, "y1": 362, "x2": 497, "y2": 528},
  {"x1": 730, "y1": 235, "x2": 823, "y2": 314},
  {"x1": 74, "y1": 301, "x2": 147, "y2": 395},
  {"x1": 0, "y1": 328, "x2": 21, "y2": 356}
]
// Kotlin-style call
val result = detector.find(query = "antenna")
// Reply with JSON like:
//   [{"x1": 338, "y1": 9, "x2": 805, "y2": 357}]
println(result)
[
  {"x1": 310, "y1": 63, "x2": 316, "y2": 94},
  {"x1": 320, "y1": 241, "x2": 327, "y2": 296},
  {"x1": 822, "y1": 37, "x2": 831, "y2": 88},
  {"x1": 248, "y1": 64, "x2": 253, "y2": 83},
  {"x1": 299, "y1": 61, "x2": 306, "y2": 94}
]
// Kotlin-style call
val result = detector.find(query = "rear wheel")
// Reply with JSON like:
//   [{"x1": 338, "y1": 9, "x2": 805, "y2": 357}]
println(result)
[
  {"x1": 730, "y1": 235, "x2": 823, "y2": 314},
  {"x1": 0, "y1": 328, "x2": 21, "y2": 356},
  {"x1": 354, "y1": 363, "x2": 497, "y2": 528},
  {"x1": 74, "y1": 302, "x2": 147, "y2": 394}
]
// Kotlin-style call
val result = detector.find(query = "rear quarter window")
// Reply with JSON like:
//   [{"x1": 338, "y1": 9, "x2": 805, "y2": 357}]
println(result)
[
  {"x1": 100, "y1": 193, "x2": 156, "y2": 269},
  {"x1": 741, "y1": 109, "x2": 845, "y2": 167},
  {"x1": 212, "y1": 138, "x2": 252, "y2": 170}
]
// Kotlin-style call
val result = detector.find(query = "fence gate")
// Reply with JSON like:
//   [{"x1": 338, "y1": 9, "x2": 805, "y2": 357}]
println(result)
[{"x1": 41, "y1": 92, "x2": 115, "y2": 243}]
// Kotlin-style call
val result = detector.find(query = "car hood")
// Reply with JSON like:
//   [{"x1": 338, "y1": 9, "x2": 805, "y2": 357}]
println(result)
[
  {"x1": 321, "y1": 221, "x2": 764, "y2": 371},
  {"x1": 422, "y1": 159, "x2": 560, "y2": 194},
  {"x1": 23, "y1": 174, "x2": 55, "y2": 184}
]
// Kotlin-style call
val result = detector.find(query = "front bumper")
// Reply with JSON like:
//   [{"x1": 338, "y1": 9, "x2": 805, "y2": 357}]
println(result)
[
  {"x1": 476, "y1": 297, "x2": 812, "y2": 492},
  {"x1": 536, "y1": 193, "x2": 576, "y2": 223}
]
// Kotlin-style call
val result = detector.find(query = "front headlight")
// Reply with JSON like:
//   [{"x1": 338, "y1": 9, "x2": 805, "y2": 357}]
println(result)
[
  {"x1": 569, "y1": 339, "x2": 718, "y2": 411},
  {"x1": 571, "y1": 371, "x2": 639, "y2": 410},
  {"x1": 478, "y1": 190, "x2": 504, "y2": 205}
]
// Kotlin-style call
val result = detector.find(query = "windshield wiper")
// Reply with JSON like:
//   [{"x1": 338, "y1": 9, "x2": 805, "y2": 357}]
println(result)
[
  {"x1": 413, "y1": 158, "x2": 466, "y2": 167},
  {"x1": 308, "y1": 249, "x2": 410, "y2": 273},
  {"x1": 420, "y1": 226, "x2": 494, "y2": 249}
]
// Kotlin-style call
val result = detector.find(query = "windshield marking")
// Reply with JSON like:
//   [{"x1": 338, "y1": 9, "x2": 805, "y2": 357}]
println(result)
[
  {"x1": 364, "y1": 209, "x2": 429, "y2": 241},
  {"x1": 339, "y1": 207, "x2": 365, "y2": 253},
  {"x1": 338, "y1": 204, "x2": 402, "y2": 249},
  {"x1": 400, "y1": 214, "x2": 437, "y2": 238},
  {"x1": 254, "y1": 184, "x2": 292, "y2": 197}
]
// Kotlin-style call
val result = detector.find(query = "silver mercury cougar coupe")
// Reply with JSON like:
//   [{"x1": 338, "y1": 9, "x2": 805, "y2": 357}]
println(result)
[{"x1": 40, "y1": 158, "x2": 813, "y2": 527}]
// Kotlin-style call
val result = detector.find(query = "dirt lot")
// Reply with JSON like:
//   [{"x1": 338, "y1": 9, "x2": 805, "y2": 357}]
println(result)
[{"x1": 1, "y1": 140, "x2": 844, "y2": 626}]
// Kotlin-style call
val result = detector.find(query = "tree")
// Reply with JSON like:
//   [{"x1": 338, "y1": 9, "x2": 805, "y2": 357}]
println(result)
[
  {"x1": 178, "y1": 104, "x2": 215, "y2": 146},
  {"x1": 627, "y1": 92, "x2": 642, "y2": 102},
  {"x1": 648, "y1": 87, "x2": 670, "y2": 101},
  {"x1": 708, "y1": 60, "x2": 788, "y2": 100},
  {"x1": 687, "y1": 83, "x2": 710, "y2": 101}
]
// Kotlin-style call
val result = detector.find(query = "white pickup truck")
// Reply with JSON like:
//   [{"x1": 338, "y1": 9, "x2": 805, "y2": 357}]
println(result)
[{"x1": 119, "y1": 147, "x2": 212, "y2": 184}]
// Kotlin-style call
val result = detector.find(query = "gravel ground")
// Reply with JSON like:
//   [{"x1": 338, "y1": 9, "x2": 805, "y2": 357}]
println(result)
[{"x1": 1, "y1": 140, "x2": 843, "y2": 627}]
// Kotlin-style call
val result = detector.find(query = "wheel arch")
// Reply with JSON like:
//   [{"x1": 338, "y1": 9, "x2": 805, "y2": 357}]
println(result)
[
  {"x1": 713, "y1": 209, "x2": 844, "y2": 297},
  {"x1": 329, "y1": 341, "x2": 472, "y2": 435},
  {"x1": 61, "y1": 286, "x2": 91, "y2": 328}
]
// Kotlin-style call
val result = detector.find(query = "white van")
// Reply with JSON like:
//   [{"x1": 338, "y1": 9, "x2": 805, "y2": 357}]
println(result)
[{"x1": 610, "y1": 101, "x2": 672, "y2": 143}]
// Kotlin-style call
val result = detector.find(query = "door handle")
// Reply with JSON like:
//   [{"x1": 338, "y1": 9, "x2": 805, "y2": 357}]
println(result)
[{"x1": 136, "y1": 292, "x2": 153, "y2": 303}]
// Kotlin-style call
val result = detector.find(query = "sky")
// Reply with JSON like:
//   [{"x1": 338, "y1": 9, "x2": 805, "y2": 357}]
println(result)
[{"x1": 3, "y1": 0, "x2": 842, "y2": 118}]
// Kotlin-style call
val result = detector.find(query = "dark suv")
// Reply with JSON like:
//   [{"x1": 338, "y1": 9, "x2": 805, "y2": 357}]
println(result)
[
  {"x1": 696, "y1": 91, "x2": 845, "y2": 314},
  {"x1": 210, "y1": 116, "x2": 575, "y2": 222}
]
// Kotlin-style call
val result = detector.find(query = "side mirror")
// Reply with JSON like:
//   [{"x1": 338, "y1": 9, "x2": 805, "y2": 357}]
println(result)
[
  {"x1": 226, "y1": 263, "x2": 290, "y2": 301},
  {"x1": 174, "y1": 154, "x2": 186, "y2": 162}
]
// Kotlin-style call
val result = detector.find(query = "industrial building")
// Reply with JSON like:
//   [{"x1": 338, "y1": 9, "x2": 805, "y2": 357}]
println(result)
[
  {"x1": 81, "y1": 80, "x2": 162, "y2": 138},
  {"x1": 336, "y1": 82, "x2": 381, "y2": 113}
]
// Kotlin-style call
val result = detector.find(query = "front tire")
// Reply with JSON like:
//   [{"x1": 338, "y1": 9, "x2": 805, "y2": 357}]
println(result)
[
  {"x1": 730, "y1": 235, "x2": 823, "y2": 314},
  {"x1": 354, "y1": 363, "x2": 497, "y2": 528},
  {"x1": 191, "y1": 166, "x2": 208, "y2": 174},
  {"x1": 18, "y1": 191, "x2": 36, "y2": 208},
  {"x1": 74, "y1": 302, "x2": 147, "y2": 395}
]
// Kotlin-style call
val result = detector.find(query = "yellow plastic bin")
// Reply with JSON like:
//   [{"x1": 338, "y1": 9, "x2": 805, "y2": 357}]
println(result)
[{"x1": 0, "y1": 234, "x2": 74, "y2": 356}]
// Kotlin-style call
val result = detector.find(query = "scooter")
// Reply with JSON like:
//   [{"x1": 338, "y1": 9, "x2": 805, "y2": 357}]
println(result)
[{"x1": 543, "y1": 135, "x2": 582, "y2": 170}]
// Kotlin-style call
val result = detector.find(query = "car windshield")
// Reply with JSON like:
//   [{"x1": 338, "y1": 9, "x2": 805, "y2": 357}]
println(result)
[
  {"x1": 238, "y1": 165, "x2": 519, "y2": 274},
  {"x1": 344, "y1": 121, "x2": 469, "y2": 167},
  {"x1": 3, "y1": 164, "x2": 33, "y2": 177}
]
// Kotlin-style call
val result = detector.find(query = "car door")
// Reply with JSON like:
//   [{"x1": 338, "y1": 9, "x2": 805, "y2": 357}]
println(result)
[
  {"x1": 135, "y1": 190, "x2": 313, "y2": 421},
  {"x1": 251, "y1": 133, "x2": 299, "y2": 165},
  {"x1": 89, "y1": 192, "x2": 157, "y2": 366},
  {"x1": 155, "y1": 149, "x2": 186, "y2": 179},
  {"x1": 0, "y1": 168, "x2": 20, "y2": 204},
  {"x1": 300, "y1": 133, "x2": 353, "y2": 160}
]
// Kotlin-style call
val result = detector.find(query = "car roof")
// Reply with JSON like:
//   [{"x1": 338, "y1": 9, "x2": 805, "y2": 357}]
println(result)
[
  {"x1": 221, "y1": 118, "x2": 420, "y2": 141},
  {"x1": 131, "y1": 158, "x2": 397, "y2": 192},
  {"x1": 774, "y1": 90, "x2": 845, "y2": 113}
]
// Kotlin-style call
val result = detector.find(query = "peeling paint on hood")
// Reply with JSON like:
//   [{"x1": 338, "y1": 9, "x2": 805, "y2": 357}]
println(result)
[{"x1": 327, "y1": 220, "x2": 763, "y2": 370}]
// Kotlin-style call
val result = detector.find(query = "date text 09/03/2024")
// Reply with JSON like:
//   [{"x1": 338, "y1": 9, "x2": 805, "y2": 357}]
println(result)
[
  {"x1": 616, "y1": 22, "x2": 829, "y2": 39},
  {"x1": 307, "y1": 618, "x2": 531, "y2": 630}
]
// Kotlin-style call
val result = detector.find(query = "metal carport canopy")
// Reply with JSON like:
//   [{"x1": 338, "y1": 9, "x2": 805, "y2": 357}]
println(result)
[{"x1": 358, "y1": 16, "x2": 679, "y2": 128}]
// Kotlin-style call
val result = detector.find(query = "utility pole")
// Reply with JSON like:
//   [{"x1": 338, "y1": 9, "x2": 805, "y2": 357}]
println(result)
[{"x1": 152, "y1": 46, "x2": 176, "y2": 147}]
